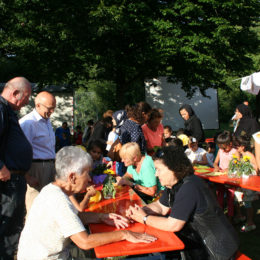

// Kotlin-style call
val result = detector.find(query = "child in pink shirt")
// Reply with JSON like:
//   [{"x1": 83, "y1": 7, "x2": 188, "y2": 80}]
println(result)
[{"x1": 213, "y1": 131, "x2": 240, "y2": 219}]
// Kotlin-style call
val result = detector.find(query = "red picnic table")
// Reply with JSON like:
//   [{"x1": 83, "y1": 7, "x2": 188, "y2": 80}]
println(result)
[
  {"x1": 85, "y1": 185, "x2": 184, "y2": 258},
  {"x1": 194, "y1": 165, "x2": 260, "y2": 192}
]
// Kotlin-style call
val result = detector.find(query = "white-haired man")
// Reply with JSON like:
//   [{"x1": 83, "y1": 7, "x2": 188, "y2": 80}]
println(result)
[
  {"x1": 0, "y1": 77, "x2": 33, "y2": 260},
  {"x1": 18, "y1": 146, "x2": 156, "y2": 260}
]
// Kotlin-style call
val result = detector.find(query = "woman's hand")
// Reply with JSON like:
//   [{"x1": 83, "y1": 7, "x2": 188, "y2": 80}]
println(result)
[
  {"x1": 126, "y1": 204, "x2": 147, "y2": 223},
  {"x1": 101, "y1": 213, "x2": 129, "y2": 229},
  {"x1": 125, "y1": 230, "x2": 157, "y2": 243},
  {"x1": 116, "y1": 176, "x2": 131, "y2": 186}
]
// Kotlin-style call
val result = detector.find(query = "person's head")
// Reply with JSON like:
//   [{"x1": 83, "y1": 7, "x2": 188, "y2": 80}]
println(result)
[
  {"x1": 62, "y1": 122, "x2": 68, "y2": 129},
  {"x1": 126, "y1": 102, "x2": 152, "y2": 125},
  {"x1": 101, "y1": 116, "x2": 113, "y2": 128},
  {"x1": 147, "y1": 108, "x2": 162, "y2": 131},
  {"x1": 76, "y1": 125, "x2": 82, "y2": 132},
  {"x1": 2, "y1": 77, "x2": 31, "y2": 111},
  {"x1": 206, "y1": 142, "x2": 216, "y2": 154},
  {"x1": 153, "y1": 146, "x2": 193, "y2": 188},
  {"x1": 55, "y1": 146, "x2": 92, "y2": 193},
  {"x1": 112, "y1": 110, "x2": 127, "y2": 129},
  {"x1": 243, "y1": 101, "x2": 249, "y2": 106},
  {"x1": 179, "y1": 104, "x2": 195, "y2": 121},
  {"x1": 188, "y1": 137, "x2": 199, "y2": 152},
  {"x1": 235, "y1": 103, "x2": 252, "y2": 119},
  {"x1": 233, "y1": 135, "x2": 251, "y2": 153},
  {"x1": 87, "y1": 119, "x2": 94, "y2": 127},
  {"x1": 119, "y1": 142, "x2": 142, "y2": 167},
  {"x1": 35, "y1": 91, "x2": 56, "y2": 119},
  {"x1": 87, "y1": 139, "x2": 105, "y2": 161},
  {"x1": 216, "y1": 130, "x2": 233, "y2": 153},
  {"x1": 164, "y1": 125, "x2": 173, "y2": 139},
  {"x1": 167, "y1": 138, "x2": 183, "y2": 149},
  {"x1": 103, "y1": 110, "x2": 113, "y2": 118}
]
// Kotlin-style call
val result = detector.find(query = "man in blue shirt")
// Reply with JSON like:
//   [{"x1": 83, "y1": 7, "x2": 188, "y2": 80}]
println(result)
[
  {"x1": 0, "y1": 77, "x2": 33, "y2": 260},
  {"x1": 20, "y1": 91, "x2": 56, "y2": 212}
]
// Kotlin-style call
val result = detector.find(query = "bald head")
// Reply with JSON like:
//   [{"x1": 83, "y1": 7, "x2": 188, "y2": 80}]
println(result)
[
  {"x1": 35, "y1": 91, "x2": 56, "y2": 119},
  {"x1": 2, "y1": 77, "x2": 31, "y2": 110}
]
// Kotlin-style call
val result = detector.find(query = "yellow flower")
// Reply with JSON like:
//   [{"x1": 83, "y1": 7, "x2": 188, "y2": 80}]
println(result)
[
  {"x1": 103, "y1": 169, "x2": 116, "y2": 175},
  {"x1": 233, "y1": 160, "x2": 237, "y2": 164},
  {"x1": 243, "y1": 155, "x2": 251, "y2": 162},
  {"x1": 232, "y1": 155, "x2": 238, "y2": 159}
]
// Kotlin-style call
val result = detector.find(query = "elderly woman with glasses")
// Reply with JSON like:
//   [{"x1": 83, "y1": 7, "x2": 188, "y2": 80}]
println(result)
[
  {"x1": 18, "y1": 146, "x2": 156, "y2": 260},
  {"x1": 126, "y1": 146, "x2": 239, "y2": 260}
]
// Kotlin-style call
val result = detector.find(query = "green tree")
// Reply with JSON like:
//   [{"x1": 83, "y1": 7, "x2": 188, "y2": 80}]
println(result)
[{"x1": 0, "y1": 0, "x2": 259, "y2": 114}]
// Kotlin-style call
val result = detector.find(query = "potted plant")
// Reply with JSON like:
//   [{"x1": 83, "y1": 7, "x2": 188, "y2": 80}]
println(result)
[
  {"x1": 102, "y1": 175, "x2": 116, "y2": 199},
  {"x1": 228, "y1": 155, "x2": 241, "y2": 178},
  {"x1": 240, "y1": 155, "x2": 256, "y2": 179}
]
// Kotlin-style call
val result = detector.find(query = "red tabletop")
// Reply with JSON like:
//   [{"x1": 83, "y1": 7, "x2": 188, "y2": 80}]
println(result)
[
  {"x1": 194, "y1": 166, "x2": 260, "y2": 192},
  {"x1": 86, "y1": 185, "x2": 185, "y2": 258}
]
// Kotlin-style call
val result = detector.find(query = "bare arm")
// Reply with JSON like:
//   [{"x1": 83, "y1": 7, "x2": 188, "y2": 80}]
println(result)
[
  {"x1": 213, "y1": 150, "x2": 220, "y2": 171},
  {"x1": 255, "y1": 142, "x2": 260, "y2": 173},
  {"x1": 127, "y1": 204, "x2": 185, "y2": 232},
  {"x1": 70, "y1": 229, "x2": 156, "y2": 251},
  {"x1": 117, "y1": 174, "x2": 157, "y2": 197}
]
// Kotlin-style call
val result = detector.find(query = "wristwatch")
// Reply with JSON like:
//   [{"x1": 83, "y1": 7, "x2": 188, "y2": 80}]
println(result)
[{"x1": 143, "y1": 215, "x2": 149, "y2": 225}]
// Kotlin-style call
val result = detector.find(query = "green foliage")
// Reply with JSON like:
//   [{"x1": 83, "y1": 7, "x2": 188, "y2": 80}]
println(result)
[
  {"x1": 0, "y1": 0, "x2": 259, "y2": 115},
  {"x1": 102, "y1": 175, "x2": 116, "y2": 199}
]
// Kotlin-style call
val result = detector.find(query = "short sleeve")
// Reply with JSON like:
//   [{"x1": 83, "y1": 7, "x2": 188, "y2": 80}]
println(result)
[
  {"x1": 139, "y1": 156, "x2": 157, "y2": 187},
  {"x1": 253, "y1": 131, "x2": 260, "y2": 144},
  {"x1": 159, "y1": 189, "x2": 170, "y2": 207},
  {"x1": 55, "y1": 196, "x2": 85, "y2": 238},
  {"x1": 169, "y1": 183, "x2": 198, "y2": 221}
]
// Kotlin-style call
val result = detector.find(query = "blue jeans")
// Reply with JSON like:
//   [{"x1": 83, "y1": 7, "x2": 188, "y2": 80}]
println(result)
[{"x1": 0, "y1": 174, "x2": 27, "y2": 260}]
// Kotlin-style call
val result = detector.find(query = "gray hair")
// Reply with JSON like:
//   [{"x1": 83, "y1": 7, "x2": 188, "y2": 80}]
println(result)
[{"x1": 55, "y1": 146, "x2": 93, "y2": 181}]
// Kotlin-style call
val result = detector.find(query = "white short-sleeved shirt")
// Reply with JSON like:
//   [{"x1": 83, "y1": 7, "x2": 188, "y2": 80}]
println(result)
[
  {"x1": 185, "y1": 147, "x2": 206, "y2": 163},
  {"x1": 18, "y1": 184, "x2": 85, "y2": 260}
]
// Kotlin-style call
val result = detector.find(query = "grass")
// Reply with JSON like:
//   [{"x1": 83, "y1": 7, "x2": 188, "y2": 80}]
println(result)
[{"x1": 234, "y1": 199, "x2": 260, "y2": 258}]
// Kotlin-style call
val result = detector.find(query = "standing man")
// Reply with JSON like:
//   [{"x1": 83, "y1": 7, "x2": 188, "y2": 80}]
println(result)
[
  {"x1": 0, "y1": 77, "x2": 33, "y2": 260},
  {"x1": 19, "y1": 91, "x2": 56, "y2": 210}
]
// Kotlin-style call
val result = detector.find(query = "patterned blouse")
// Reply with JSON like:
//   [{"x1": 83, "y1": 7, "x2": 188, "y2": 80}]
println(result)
[{"x1": 119, "y1": 119, "x2": 146, "y2": 154}]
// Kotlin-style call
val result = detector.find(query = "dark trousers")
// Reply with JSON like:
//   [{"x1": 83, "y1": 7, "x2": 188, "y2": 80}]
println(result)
[{"x1": 0, "y1": 174, "x2": 27, "y2": 260}]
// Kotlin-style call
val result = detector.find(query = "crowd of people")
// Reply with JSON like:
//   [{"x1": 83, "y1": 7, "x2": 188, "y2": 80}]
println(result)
[{"x1": 1, "y1": 76, "x2": 260, "y2": 259}]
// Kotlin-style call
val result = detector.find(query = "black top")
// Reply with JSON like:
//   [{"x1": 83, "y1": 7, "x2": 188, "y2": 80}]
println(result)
[
  {"x1": 179, "y1": 104, "x2": 205, "y2": 143},
  {"x1": 87, "y1": 120, "x2": 110, "y2": 146},
  {"x1": 0, "y1": 96, "x2": 33, "y2": 171},
  {"x1": 160, "y1": 175, "x2": 207, "y2": 221}
]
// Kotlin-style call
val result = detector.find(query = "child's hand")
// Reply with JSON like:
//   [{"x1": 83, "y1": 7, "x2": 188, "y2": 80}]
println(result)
[
  {"x1": 106, "y1": 161, "x2": 113, "y2": 169},
  {"x1": 214, "y1": 165, "x2": 220, "y2": 172},
  {"x1": 86, "y1": 186, "x2": 96, "y2": 197}
]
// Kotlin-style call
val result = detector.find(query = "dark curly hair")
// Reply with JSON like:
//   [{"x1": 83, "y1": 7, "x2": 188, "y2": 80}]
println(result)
[
  {"x1": 153, "y1": 146, "x2": 194, "y2": 180},
  {"x1": 125, "y1": 101, "x2": 152, "y2": 124}
]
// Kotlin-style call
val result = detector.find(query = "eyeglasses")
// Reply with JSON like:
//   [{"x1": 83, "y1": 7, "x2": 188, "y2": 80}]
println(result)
[{"x1": 40, "y1": 103, "x2": 55, "y2": 111}]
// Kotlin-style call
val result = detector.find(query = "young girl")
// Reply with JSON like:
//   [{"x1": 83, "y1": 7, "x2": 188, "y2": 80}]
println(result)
[
  {"x1": 185, "y1": 137, "x2": 208, "y2": 165},
  {"x1": 233, "y1": 135, "x2": 258, "y2": 232},
  {"x1": 213, "y1": 131, "x2": 240, "y2": 219},
  {"x1": 87, "y1": 139, "x2": 105, "y2": 170}
]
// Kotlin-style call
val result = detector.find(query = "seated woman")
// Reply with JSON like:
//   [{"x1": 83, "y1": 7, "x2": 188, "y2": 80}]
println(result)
[
  {"x1": 18, "y1": 146, "x2": 155, "y2": 259},
  {"x1": 185, "y1": 137, "x2": 208, "y2": 165},
  {"x1": 116, "y1": 142, "x2": 162, "y2": 202},
  {"x1": 126, "y1": 146, "x2": 239, "y2": 260}
]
